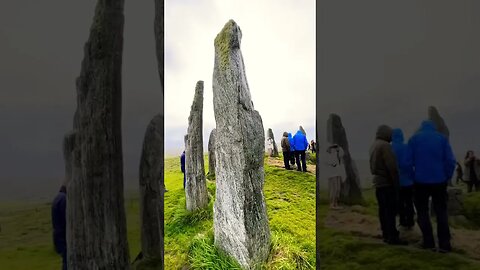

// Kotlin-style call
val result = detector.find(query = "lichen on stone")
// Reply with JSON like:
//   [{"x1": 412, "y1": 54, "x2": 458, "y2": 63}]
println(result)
[{"x1": 214, "y1": 20, "x2": 235, "y2": 71}]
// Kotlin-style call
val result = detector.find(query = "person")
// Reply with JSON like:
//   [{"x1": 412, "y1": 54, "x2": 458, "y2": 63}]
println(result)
[
  {"x1": 51, "y1": 185, "x2": 67, "y2": 270},
  {"x1": 391, "y1": 128, "x2": 415, "y2": 230},
  {"x1": 407, "y1": 120, "x2": 456, "y2": 252},
  {"x1": 369, "y1": 125, "x2": 407, "y2": 245},
  {"x1": 308, "y1": 140, "x2": 317, "y2": 153},
  {"x1": 455, "y1": 162, "x2": 464, "y2": 185},
  {"x1": 181, "y1": 150, "x2": 186, "y2": 189},
  {"x1": 464, "y1": 150, "x2": 480, "y2": 192},
  {"x1": 293, "y1": 129, "x2": 309, "y2": 172},
  {"x1": 326, "y1": 144, "x2": 345, "y2": 209},
  {"x1": 280, "y1": 132, "x2": 291, "y2": 170},
  {"x1": 288, "y1": 132, "x2": 296, "y2": 168}
]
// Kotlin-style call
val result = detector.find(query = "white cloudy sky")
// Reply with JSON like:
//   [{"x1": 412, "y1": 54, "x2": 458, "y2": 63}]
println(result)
[{"x1": 165, "y1": 0, "x2": 316, "y2": 156}]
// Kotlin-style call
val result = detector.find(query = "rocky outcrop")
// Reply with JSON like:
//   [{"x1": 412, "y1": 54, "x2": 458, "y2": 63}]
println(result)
[
  {"x1": 266, "y1": 128, "x2": 279, "y2": 157},
  {"x1": 185, "y1": 81, "x2": 208, "y2": 211},
  {"x1": 207, "y1": 129, "x2": 216, "y2": 179},
  {"x1": 66, "y1": 0, "x2": 130, "y2": 268},
  {"x1": 212, "y1": 20, "x2": 270, "y2": 268},
  {"x1": 327, "y1": 114, "x2": 364, "y2": 205}
]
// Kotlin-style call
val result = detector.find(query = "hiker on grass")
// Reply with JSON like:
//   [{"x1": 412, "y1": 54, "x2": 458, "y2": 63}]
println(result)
[
  {"x1": 181, "y1": 150, "x2": 186, "y2": 189},
  {"x1": 51, "y1": 185, "x2": 67, "y2": 270},
  {"x1": 288, "y1": 133, "x2": 296, "y2": 168},
  {"x1": 455, "y1": 162, "x2": 464, "y2": 185},
  {"x1": 391, "y1": 128, "x2": 415, "y2": 230},
  {"x1": 293, "y1": 129, "x2": 309, "y2": 172},
  {"x1": 464, "y1": 151, "x2": 480, "y2": 192},
  {"x1": 281, "y1": 132, "x2": 292, "y2": 170},
  {"x1": 407, "y1": 120, "x2": 456, "y2": 252},
  {"x1": 369, "y1": 125, "x2": 407, "y2": 245},
  {"x1": 326, "y1": 144, "x2": 345, "y2": 209},
  {"x1": 308, "y1": 140, "x2": 317, "y2": 153}
]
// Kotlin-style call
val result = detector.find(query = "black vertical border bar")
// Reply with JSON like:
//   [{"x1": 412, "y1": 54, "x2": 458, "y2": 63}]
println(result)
[{"x1": 315, "y1": 0, "x2": 321, "y2": 269}]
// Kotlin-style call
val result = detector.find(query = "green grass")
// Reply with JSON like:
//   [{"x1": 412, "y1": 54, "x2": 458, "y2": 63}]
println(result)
[
  {"x1": 463, "y1": 192, "x2": 480, "y2": 226},
  {"x1": 164, "y1": 156, "x2": 316, "y2": 269}
]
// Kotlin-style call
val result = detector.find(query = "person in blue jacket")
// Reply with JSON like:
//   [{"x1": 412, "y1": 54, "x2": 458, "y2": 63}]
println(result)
[
  {"x1": 407, "y1": 120, "x2": 456, "y2": 252},
  {"x1": 391, "y1": 128, "x2": 415, "y2": 230},
  {"x1": 293, "y1": 129, "x2": 309, "y2": 172},
  {"x1": 288, "y1": 133, "x2": 296, "y2": 167},
  {"x1": 51, "y1": 185, "x2": 67, "y2": 270},
  {"x1": 181, "y1": 150, "x2": 186, "y2": 189}
]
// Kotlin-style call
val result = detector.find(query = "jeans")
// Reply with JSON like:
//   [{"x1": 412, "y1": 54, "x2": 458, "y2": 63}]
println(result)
[
  {"x1": 294, "y1": 150, "x2": 307, "y2": 172},
  {"x1": 283, "y1": 151, "x2": 291, "y2": 169},
  {"x1": 414, "y1": 182, "x2": 451, "y2": 250},
  {"x1": 183, "y1": 173, "x2": 186, "y2": 189},
  {"x1": 289, "y1": 151, "x2": 295, "y2": 166},
  {"x1": 376, "y1": 186, "x2": 399, "y2": 242},
  {"x1": 61, "y1": 251, "x2": 67, "y2": 270},
  {"x1": 398, "y1": 185, "x2": 415, "y2": 227}
]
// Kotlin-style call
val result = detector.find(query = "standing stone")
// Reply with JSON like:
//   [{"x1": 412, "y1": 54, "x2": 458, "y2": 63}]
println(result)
[
  {"x1": 66, "y1": 0, "x2": 130, "y2": 269},
  {"x1": 212, "y1": 20, "x2": 270, "y2": 268},
  {"x1": 62, "y1": 131, "x2": 76, "y2": 185},
  {"x1": 327, "y1": 113, "x2": 364, "y2": 205},
  {"x1": 185, "y1": 81, "x2": 208, "y2": 211},
  {"x1": 299, "y1": 126, "x2": 307, "y2": 135},
  {"x1": 138, "y1": 114, "x2": 164, "y2": 263},
  {"x1": 428, "y1": 106, "x2": 450, "y2": 138},
  {"x1": 207, "y1": 129, "x2": 216, "y2": 179},
  {"x1": 266, "y1": 128, "x2": 279, "y2": 157},
  {"x1": 154, "y1": 0, "x2": 164, "y2": 94}
]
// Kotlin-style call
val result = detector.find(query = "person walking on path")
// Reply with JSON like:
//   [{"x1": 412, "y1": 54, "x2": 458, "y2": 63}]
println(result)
[
  {"x1": 180, "y1": 150, "x2": 186, "y2": 189},
  {"x1": 369, "y1": 125, "x2": 407, "y2": 245},
  {"x1": 281, "y1": 132, "x2": 292, "y2": 170},
  {"x1": 326, "y1": 144, "x2": 345, "y2": 209},
  {"x1": 293, "y1": 129, "x2": 309, "y2": 172},
  {"x1": 407, "y1": 120, "x2": 456, "y2": 252},
  {"x1": 391, "y1": 128, "x2": 415, "y2": 230},
  {"x1": 464, "y1": 150, "x2": 480, "y2": 192},
  {"x1": 51, "y1": 185, "x2": 67, "y2": 270}
]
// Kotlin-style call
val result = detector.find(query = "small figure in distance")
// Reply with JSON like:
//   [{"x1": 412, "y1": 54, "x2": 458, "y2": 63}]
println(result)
[
  {"x1": 326, "y1": 144, "x2": 345, "y2": 210},
  {"x1": 464, "y1": 150, "x2": 480, "y2": 192},
  {"x1": 281, "y1": 132, "x2": 292, "y2": 170},
  {"x1": 288, "y1": 133, "x2": 296, "y2": 169},
  {"x1": 455, "y1": 162, "x2": 464, "y2": 185},
  {"x1": 369, "y1": 125, "x2": 408, "y2": 246},
  {"x1": 292, "y1": 129, "x2": 309, "y2": 172},
  {"x1": 181, "y1": 150, "x2": 186, "y2": 189},
  {"x1": 51, "y1": 184, "x2": 67, "y2": 270}
]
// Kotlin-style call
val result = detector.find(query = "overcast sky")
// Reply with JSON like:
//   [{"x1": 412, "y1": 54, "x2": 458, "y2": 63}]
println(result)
[
  {"x1": 165, "y1": 0, "x2": 316, "y2": 155},
  {"x1": 318, "y1": 0, "x2": 480, "y2": 161}
]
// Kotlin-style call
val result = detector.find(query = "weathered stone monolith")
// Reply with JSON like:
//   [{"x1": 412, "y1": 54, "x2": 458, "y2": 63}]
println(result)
[
  {"x1": 327, "y1": 113, "x2": 364, "y2": 205},
  {"x1": 66, "y1": 0, "x2": 130, "y2": 268},
  {"x1": 207, "y1": 129, "x2": 216, "y2": 179},
  {"x1": 212, "y1": 20, "x2": 270, "y2": 269},
  {"x1": 266, "y1": 128, "x2": 279, "y2": 157},
  {"x1": 185, "y1": 81, "x2": 208, "y2": 211},
  {"x1": 138, "y1": 114, "x2": 164, "y2": 262}
]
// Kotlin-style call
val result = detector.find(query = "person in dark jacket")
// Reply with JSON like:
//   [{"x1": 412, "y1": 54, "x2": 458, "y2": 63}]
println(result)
[
  {"x1": 280, "y1": 132, "x2": 291, "y2": 170},
  {"x1": 288, "y1": 133, "x2": 296, "y2": 167},
  {"x1": 464, "y1": 150, "x2": 480, "y2": 192},
  {"x1": 51, "y1": 185, "x2": 67, "y2": 270},
  {"x1": 455, "y1": 162, "x2": 464, "y2": 185},
  {"x1": 391, "y1": 128, "x2": 415, "y2": 229},
  {"x1": 407, "y1": 120, "x2": 456, "y2": 252},
  {"x1": 181, "y1": 150, "x2": 186, "y2": 189},
  {"x1": 293, "y1": 130, "x2": 309, "y2": 172},
  {"x1": 369, "y1": 125, "x2": 407, "y2": 245},
  {"x1": 308, "y1": 140, "x2": 317, "y2": 153}
]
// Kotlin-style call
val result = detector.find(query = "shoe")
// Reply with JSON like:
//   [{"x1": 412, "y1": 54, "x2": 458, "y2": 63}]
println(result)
[
  {"x1": 415, "y1": 242, "x2": 435, "y2": 251},
  {"x1": 437, "y1": 244, "x2": 452, "y2": 253}
]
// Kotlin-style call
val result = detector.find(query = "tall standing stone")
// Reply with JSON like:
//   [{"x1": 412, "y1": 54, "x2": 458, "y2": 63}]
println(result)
[
  {"x1": 185, "y1": 81, "x2": 208, "y2": 211},
  {"x1": 266, "y1": 128, "x2": 279, "y2": 157},
  {"x1": 327, "y1": 114, "x2": 364, "y2": 205},
  {"x1": 66, "y1": 0, "x2": 130, "y2": 269},
  {"x1": 428, "y1": 106, "x2": 450, "y2": 138},
  {"x1": 138, "y1": 114, "x2": 164, "y2": 262},
  {"x1": 207, "y1": 129, "x2": 216, "y2": 179},
  {"x1": 212, "y1": 20, "x2": 270, "y2": 268}
]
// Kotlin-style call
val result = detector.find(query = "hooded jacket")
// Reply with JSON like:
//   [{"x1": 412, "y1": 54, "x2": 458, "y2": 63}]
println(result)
[
  {"x1": 369, "y1": 125, "x2": 399, "y2": 188},
  {"x1": 324, "y1": 145, "x2": 346, "y2": 179},
  {"x1": 280, "y1": 132, "x2": 290, "y2": 152},
  {"x1": 391, "y1": 128, "x2": 414, "y2": 187},
  {"x1": 51, "y1": 186, "x2": 66, "y2": 254},
  {"x1": 407, "y1": 120, "x2": 456, "y2": 184},
  {"x1": 288, "y1": 133, "x2": 295, "y2": 151},
  {"x1": 292, "y1": 130, "x2": 309, "y2": 151},
  {"x1": 180, "y1": 151, "x2": 186, "y2": 173}
]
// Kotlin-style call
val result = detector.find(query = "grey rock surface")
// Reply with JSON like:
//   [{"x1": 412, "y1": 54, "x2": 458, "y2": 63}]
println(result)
[
  {"x1": 66, "y1": 0, "x2": 130, "y2": 269},
  {"x1": 185, "y1": 81, "x2": 208, "y2": 211},
  {"x1": 266, "y1": 128, "x2": 279, "y2": 157},
  {"x1": 327, "y1": 113, "x2": 364, "y2": 205},
  {"x1": 212, "y1": 20, "x2": 270, "y2": 269},
  {"x1": 138, "y1": 114, "x2": 164, "y2": 262},
  {"x1": 207, "y1": 129, "x2": 216, "y2": 179},
  {"x1": 154, "y1": 0, "x2": 164, "y2": 94}
]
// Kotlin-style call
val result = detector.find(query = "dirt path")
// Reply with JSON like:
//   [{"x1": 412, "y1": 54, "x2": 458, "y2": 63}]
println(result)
[
  {"x1": 324, "y1": 206, "x2": 480, "y2": 260},
  {"x1": 266, "y1": 157, "x2": 316, "y2": 174}
]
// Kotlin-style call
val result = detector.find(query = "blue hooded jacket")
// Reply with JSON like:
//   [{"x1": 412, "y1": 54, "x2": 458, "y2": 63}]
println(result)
[
  {"x1": 292, "y1": 130, "x2": 309, "y2": 151},
  {"x1": 180, "y1": 151, "x2": 185, "y2": 173},
  {"x1": 288, "y1": 133, "x2": 295, "y2": 151},
  {"x1": 407, "y1": 120, "x2": 456, "y2": 184},
  {"x1": 391, "y1": 128, "x2": 414, "y2": 187},
  {"x1": 51, "y1": 187, "x2": 66, "y2": 254}
]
